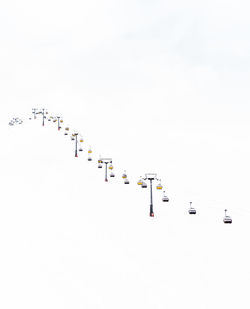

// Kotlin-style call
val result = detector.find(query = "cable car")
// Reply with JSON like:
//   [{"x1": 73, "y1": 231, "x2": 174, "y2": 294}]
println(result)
[
  {"x1": 88, "y1": 149, "x2": 92, "y2": 154},
  {"x1": 110, "y1": 172, "x2": 115, "y2": 177},
  {"x1": 124, "y1": 179, "x2": 129, "y2": 184},
  {"x1": 142, "y1": 182, "x2": 147, "y2": 188},
  {"x1": 122, "y1": 171, "x2": 127, "y2": 179},
  {"x1": 188, "y1": 202, "x2": 196, "y2": 215},
  {"x1": 88, "y1": 157, "x2": 92, "y2": 161},
  {"x1": 109, "y1": 165, "x2": 113, "y2": 170},
  {"x1": 223, "y1": 209, "x2": 232, "y2": 224},
  {"x1": 156, "y1": 183, "x2": 163, "y2": 190},
  {"x1": 162, "y1": 191, "x2": 169, "y2": 202}
]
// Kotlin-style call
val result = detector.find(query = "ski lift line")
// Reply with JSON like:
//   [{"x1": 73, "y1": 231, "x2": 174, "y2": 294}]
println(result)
[{"x1": 23, "y1": 108, "x2": 235, "y2": 223}]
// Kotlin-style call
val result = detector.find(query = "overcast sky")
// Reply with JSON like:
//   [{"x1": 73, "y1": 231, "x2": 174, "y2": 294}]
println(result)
[{"x1": 1, "y1": 1, "x2": 250, "y2": 308}]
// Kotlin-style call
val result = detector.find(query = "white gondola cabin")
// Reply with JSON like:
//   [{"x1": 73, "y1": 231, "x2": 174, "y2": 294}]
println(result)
[
  {"x1": 188, "y1": 202, "x2": 196, "y2": 215},
  {"x1": 223, "y1": 209, "x2": 232, "y2": 224},
  {"x1": 142, "y1": 182, "x2": 147, "y2": 188},
  {"x1": 162, "y1": 191, "x2": 169, "y2": 202}
]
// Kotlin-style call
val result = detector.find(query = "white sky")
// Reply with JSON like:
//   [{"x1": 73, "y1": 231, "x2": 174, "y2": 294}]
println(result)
[{"x1": 1, "y1": 1, "x2": 250, "y2": 308}]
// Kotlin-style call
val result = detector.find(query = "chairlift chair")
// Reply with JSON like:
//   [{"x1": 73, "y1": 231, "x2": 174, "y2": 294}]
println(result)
[
  {"x1": 109, "y1": 165, "x2": 113, "y2": 170},
  {"x1": 122, "y1": 171, "x2": 127, "y2": 179},
  {"x1": 110, "y1": 172, "x2": 115, "y2": 177},
  {"x1": 88, "y1": 157, "x2": 92, "y2": 161},
  {"x1": 124, "y1": 179, "x2": 129, "y2": 184},
  {"x1": 137, "y1": 178, "x2": 143, "y2": 185},
  {"x1": 156, "y1": 182, "x2": 163, "y2": 190},
  {"x1": 98, "y1": 163, "x2": 102, "y2": 168}
]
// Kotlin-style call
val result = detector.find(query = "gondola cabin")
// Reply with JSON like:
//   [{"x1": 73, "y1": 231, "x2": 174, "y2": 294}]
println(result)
[
  {"x1": 142, "y1": 182, "x2": 147, "y2": 188},
  {"x1": 162, "y1": 192, "x2": 169, "y2": 202},
  {"x1": 223, "y1": 216, "x2": 232, "y2": 224},
  {"x1": 189, "y1": 208, "x2": 196, "y2": 215},
  {"x1": 223, "y1": 209, "x2": 232, "y2": 224}
]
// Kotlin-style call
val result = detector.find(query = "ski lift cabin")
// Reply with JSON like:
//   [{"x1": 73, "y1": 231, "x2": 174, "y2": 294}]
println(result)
[
  {"x1": 188, "y1": 202, "x2": 196, "y2": 214},
  {"x1": 142, "y1": 182, "x2": 147, "y2": 188},
  {"x1": 223, "y1": 209, "x2": 232, "y2": 224},
  {"x1": 162, "y1": 191, "x2": 169, "y2": 202}
]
